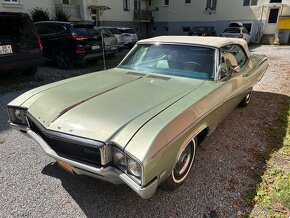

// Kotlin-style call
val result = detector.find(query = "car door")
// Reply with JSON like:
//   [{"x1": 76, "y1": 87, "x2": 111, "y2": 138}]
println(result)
[{"x1": 208, "y1": 44, "x2": 248, "y2": 126}]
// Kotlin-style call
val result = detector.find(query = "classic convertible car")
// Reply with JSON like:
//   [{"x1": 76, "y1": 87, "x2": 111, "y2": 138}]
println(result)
[{"x1": 8, "y1": 36, "x2": 268, "y2": 199}]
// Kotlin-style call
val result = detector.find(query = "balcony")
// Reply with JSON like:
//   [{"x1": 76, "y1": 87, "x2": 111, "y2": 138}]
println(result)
[
  {"x1": 134, "y1": 10, "x2": 152, "y2": 22},
  {"x1": 55, "y1": 4, "x2": 81, "y2": 21}
]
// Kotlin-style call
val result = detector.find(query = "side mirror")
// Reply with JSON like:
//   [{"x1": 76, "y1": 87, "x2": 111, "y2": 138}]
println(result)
[{"x1": 230, "y1": 65, "x2": 240, "y2": 73}]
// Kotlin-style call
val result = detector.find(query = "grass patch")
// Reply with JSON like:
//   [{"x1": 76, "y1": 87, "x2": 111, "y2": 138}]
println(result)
[{"x1": 250, "y1": 100, "x2": 290, "y2": 217}]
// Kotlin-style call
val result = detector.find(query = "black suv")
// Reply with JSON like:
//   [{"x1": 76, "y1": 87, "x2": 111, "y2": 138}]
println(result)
[
  {"x1": 0, "y1": 12, "x2": 43, "y2": 75},
  {"x1": 34, "y1": 21, "x2": 103, "y2": 69}
]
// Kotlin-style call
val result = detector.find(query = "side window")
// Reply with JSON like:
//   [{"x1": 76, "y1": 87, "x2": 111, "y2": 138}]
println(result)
[
  {"x1": 219, "y1": 44, "x2": 247, "y2": 79},
  {"x1": 54, "y1": 25, "x2": 66, "y2": 34},
  {"x1": 36, "y1": 24, "x2": 56, "y2": 35},
  {"x1": 232, "y1": 45, "x2": 247, "y2": 67},
  {"x1": 221, "y1": 45, "x2": 238, "y2": 71}
]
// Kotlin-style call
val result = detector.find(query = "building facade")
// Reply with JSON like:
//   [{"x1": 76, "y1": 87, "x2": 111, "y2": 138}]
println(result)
[
  {"x1": 1, "y1": 0, "x2": 55, "y2": 17},
  {"x1": 147, "y1": 0, "x2": 290, "y2": 43},
  {"x1": 1, "y1": 0, "x2": 290, "y2": 43}
]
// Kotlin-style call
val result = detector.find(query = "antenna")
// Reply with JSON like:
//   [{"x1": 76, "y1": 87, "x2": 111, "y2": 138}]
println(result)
[{"x1": 101, "y1": 29, "x2": 106, "y2": 70}]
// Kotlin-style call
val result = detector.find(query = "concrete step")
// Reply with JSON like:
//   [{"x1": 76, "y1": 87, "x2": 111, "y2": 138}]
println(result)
[{"x1": 260, "y1": 34, "x2": 276, "y2": 45}]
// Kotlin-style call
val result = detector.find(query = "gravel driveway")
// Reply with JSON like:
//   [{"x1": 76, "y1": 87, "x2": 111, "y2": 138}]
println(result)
[{"x1": 0, "y1": 45, "x2": 289, "y2": 217}]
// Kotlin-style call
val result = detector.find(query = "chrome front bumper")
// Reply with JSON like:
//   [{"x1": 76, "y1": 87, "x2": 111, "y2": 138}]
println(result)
[{"x1": 10, "y1": 123, "x2": 158, "y2": 199}]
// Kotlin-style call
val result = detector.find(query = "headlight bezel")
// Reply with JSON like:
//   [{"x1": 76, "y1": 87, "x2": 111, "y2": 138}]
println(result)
[
  {"x1": 7, "y1": 106, "x2": 28, "y2": 125},
  {"x1": 112, "y1": 146, "x2": 143, "y2": 185}
]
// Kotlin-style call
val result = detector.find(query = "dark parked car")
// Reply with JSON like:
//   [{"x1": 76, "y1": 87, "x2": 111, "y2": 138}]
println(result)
[
  {"x1": 190, "y1": 26, "x2": 217, "y2": 36},
  {"x1": 0, "y1": 12, "x2": 43, "y2": 75},
  {"x1": 34, "y1": 21, "x2": 103, "y2": 69}
]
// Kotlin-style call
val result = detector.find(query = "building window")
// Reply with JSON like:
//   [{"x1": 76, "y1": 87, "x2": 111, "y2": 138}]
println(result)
[
  {"x1": 164, "y1": 0, "x2": 169, "y2": 6},
  {"x1": 63, "y1": 0, "x2": 69, "y2": 4},
  {"x1": 164, "y1": 26, "x2": 169, "y2": 32},
  {"x1": 243, "y1": 0, "x2": 258, "y2": 6},
  {"x1": 123, "y1": 0, "x2": 130, "y2": 11},
  {"x1": 3, "y1": 0, "x2": 19, "y2": 3},
  {"x1": 134, "y1": 0, "x2": 141, "y2": 10},
  {"x1": 206, "y1": 0, "x2": 217, "y2": 10},
  {"x1": 185, "y1": 0, "x2": 191, "y2": 4},
  {"x1": 152, "y1": 26, "x2": 156, "y2": 32},
  {"x1": 182, "y1": 27, "x2": 190, "y2": 33},
  {"x1": 270, "y1": 0, "x2": 282, "y2": 3}
]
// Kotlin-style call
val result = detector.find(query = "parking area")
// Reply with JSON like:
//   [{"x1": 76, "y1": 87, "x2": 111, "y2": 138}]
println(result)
[
  {"x1": 0, "y1": 49, "x2": 129, "y2": 95},
  {"x1": 0, "y1": 45, "x2": 289, "y2": 217}
]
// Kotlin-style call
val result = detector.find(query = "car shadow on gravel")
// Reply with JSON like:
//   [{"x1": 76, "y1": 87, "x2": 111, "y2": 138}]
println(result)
[{"x1": 39, "y1": 91, "x2": 288, "y2": 217}]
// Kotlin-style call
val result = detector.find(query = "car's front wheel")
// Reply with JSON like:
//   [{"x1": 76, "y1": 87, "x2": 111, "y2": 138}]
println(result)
[{"x1": 162, "y1": 138, "x2": 196, "y2": 190}]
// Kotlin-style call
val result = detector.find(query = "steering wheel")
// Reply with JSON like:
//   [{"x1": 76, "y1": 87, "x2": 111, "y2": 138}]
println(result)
[{"x1": 183, "y1": 61, "x2": 206, "y2": 72}]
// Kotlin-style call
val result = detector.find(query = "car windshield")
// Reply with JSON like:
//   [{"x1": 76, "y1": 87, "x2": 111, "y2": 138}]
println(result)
[
  {"x1": 119, "y1": 44, "x2": 215, "y2": 80},
  {"x1": 223, "y1": 28, "x2": 241, "y2": 33}
]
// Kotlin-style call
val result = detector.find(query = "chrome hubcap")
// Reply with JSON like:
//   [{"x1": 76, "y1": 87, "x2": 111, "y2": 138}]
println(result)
[{"x1": 174, "y1": 144, "x2": 192, "y2": 176}]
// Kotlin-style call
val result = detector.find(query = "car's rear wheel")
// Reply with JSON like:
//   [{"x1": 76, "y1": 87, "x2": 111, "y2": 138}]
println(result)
[
  {"x1": 162, "y1": 138, "x2": 196, "y2": 190},
  {"x1": 56, "y1": 50, "x2": 72, "y2": 69},
  {"x1": 238, "y1": 91, "x2": 252, "y2": 107}
]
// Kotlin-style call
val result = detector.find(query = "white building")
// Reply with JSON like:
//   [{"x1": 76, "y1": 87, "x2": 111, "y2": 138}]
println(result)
[
  {"x1": 1, "y1": 0, "x2": 290, "y2": 44},
  {"x1": 1, "y1": 0, "x2": 55, "y2": 17},
  {"x1": 146, "y1": 0, "x2": 290, "y2": 43}
]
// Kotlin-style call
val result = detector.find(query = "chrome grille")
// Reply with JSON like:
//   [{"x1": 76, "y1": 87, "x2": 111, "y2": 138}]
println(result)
[{"x1": 28, "y1": 118, "x2": 102, "y2": 167}]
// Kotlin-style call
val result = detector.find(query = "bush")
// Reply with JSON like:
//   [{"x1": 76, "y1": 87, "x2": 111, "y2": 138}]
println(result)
[
  {"x1": 29, "y1": 7, "x2": 50, "y2": 22},
  {"x1": 54, "y1": 9, "x2": 70, "y2": 22}
]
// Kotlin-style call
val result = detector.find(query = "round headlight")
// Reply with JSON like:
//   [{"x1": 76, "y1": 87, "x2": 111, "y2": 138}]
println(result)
[
  {"x1": 14, "y1": 109, "x2": 22, "y2": 120},
  {"x1": 127, "y1": 158, "x2": 141, "y2": 178},
  {"x1": 113, "y1": 148, "x2": 126, "y2": 171}
]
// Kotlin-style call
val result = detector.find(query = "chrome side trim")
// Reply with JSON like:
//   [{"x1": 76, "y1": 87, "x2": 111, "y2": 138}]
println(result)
[{"x1": 9, "y1": 122, "x2": 29, "y2": 132}]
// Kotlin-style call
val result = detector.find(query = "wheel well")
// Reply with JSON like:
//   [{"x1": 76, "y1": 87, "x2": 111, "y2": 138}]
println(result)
[{"x1": 196, "y1": 128, "x2": 209, "y2": 145}]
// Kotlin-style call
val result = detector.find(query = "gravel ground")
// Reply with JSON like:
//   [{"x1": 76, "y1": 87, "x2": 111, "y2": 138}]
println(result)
[{"x1": 0, "y1": 45, "x2": 289, "y2": 217}]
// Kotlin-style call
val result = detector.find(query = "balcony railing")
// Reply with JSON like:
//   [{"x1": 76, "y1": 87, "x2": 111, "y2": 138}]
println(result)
[
  {"x1": 134, "y1": 10, "x2": 152, "y2": 22},
  {"x1": 55, "y1": 4, "x2": 81, "y2": 21}
]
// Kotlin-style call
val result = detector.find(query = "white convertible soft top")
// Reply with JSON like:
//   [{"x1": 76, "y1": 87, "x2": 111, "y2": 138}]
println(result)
[{"x1": 138, "y1": 36, "x2": 250, "y2": 57}]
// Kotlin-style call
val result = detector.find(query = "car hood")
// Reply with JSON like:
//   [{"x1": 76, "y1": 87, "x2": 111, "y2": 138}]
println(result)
[{"x1": 24, "y1": 69, "x2": 206, "y2": 146}]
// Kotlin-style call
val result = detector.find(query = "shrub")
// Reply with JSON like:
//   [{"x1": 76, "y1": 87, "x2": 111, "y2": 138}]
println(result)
[
  {"x1": 54, "y1": 9, "x2": 70, "y2": 22},
  {"x1": 29, "y1": 7, "x2": 50, "y2": 22}
]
